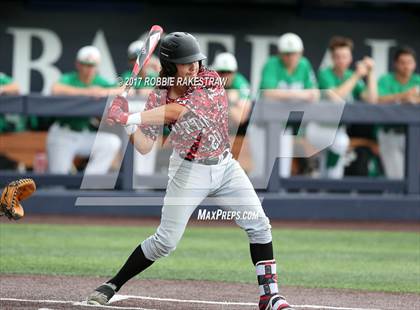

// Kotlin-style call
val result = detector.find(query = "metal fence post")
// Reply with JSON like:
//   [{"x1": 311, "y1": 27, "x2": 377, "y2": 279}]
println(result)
[{"x1": 406, "y1": 124, "x2": 420, "y2": 195}]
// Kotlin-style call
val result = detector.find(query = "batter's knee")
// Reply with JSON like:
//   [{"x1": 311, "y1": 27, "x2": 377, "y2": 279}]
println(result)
[
  {"x1": 239, "y1": 215, "x2": 272, "y2": 244},
  {"x1": 141, "y1": 227, "x2": 183, "y2": 261}
]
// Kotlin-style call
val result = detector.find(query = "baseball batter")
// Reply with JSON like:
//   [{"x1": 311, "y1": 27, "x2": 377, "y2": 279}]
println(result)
[{"x1": 87, "y1": 32, "x2": 293, "y2": 310}]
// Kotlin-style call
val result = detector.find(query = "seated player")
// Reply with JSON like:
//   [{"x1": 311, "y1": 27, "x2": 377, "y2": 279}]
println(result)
[
  {"x1": 47, "y1": 46, "x2": 121, "y2": 174},
  {"x1": 259, "y1": 33, "x2": 318, "y2": 178},
  {"x1": 375, "y1": 46, "x2": 420, "y2": 179},
  {"x1": 310, "y1": 36, "x2": 378, "y2": 178}
]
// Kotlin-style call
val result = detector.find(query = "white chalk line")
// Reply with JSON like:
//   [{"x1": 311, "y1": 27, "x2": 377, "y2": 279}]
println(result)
[
  {"x1": 1, "y1": 295, "x2": 383, "y2": 310},
  {"x1": 113, "y1": 294, "x2": 256, "y2": 306},
  {"x1": 0, "y1": 297, "x2": 155, "y2": 310},
  {"x1": 115, "y1": 294, "x2": 383, "y2": 310}
]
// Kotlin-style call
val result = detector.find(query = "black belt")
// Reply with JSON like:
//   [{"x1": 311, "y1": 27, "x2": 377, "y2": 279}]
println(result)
[{"x1": 183, "y1": 149, "x2": 230, "y2": 165}]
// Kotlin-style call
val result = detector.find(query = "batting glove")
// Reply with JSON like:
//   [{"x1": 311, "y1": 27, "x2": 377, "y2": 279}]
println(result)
[{"x1": 107, "y1": 103, "x2": 129, "y2": 125}]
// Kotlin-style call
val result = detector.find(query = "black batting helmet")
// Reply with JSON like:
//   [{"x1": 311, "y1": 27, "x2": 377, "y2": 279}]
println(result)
[{"x1": 159, "y1": 32, "x2": 207, "y2": 76}]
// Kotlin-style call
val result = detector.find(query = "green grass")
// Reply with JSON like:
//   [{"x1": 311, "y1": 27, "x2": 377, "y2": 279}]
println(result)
[{"x1": 0, "y1": 223, "x2": 419, "y2": 293}]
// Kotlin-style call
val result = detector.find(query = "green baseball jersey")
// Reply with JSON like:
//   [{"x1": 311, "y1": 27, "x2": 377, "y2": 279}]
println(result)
[
  {"x1": 378, "y1": 73, "x2": 420, "y2": 96},
  {"x1": 377, "y1": 73, "x2": 420, "y2": 133},
  {"x1": 260, "y1": 56, "x2": 317, "y2": 90},
  {"x1": 0, "y1": 72, "x2": 13, "y2": 86},
  {"x1": 56, "y1": 72, "x2": 115, "y2": 131},
  {"x1": 58, "y1": 72, "x2": 115, "y2": 88},
  {"x1": 318, "y1": 67, "x2": 365, "y2": 102},
  {"x1": 228, "y1": 72, "x2": 251, "y2": 100},
  {"x1": 120, "y1": 70, "x2": 159, "y2": 89},
  {"x1": 260, "y1": 56, "x2": 317, "y2": 136}
]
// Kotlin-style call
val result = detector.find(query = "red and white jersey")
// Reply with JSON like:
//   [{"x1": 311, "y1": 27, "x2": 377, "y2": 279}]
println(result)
[{"x1": 139, "y1": 67, "x2": 230, "y2": 160}]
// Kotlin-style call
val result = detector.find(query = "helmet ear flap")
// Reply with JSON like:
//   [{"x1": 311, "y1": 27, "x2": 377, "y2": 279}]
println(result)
[
  {"x1": 160, "y1": 60, "x2": 177, "y2": 77},
  {"x1": 160, "y1": 59, "x2": 202, "y2": 78},
  {"x1": 168, "y1": 62, "x2": 177, "y2": 76},
  {"x1": 168, "y1": 61, "x2": 202, "y2": 76}
]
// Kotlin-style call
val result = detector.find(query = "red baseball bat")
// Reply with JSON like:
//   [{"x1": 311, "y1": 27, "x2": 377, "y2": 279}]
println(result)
[{"x1": 121, "y1": 25, "x2": 163, "y2": 98}]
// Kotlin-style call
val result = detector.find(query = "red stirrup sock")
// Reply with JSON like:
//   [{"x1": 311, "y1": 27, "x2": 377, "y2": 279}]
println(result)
[{"x1": 256, "y1": 260, "x2": 292, "y2": 310}]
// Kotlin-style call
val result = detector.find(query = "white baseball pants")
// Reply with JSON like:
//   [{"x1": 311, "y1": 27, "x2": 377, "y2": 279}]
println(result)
[
  {"x1": 377, "y1": 129, "x2": 405, "y2": 179},
  {"x1": 141, "y1": 151, "x2": 272, "y2": 261}
]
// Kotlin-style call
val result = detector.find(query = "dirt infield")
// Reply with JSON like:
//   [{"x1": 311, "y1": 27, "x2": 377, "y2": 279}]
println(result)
[{"x1": 1, "y1": 274, "x2": 419, "y2": 310}]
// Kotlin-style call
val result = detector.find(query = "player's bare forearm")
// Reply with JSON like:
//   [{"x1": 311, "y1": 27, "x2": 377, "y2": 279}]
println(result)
[
  {"x1": 105, "y1": 86, "x2": 126, "y2": 96},
  {"x1": 362, "y1": 72, "x2": 378, "y2": 103},
  {"x1": 229, "y1": 100, "x2": 251, "y2": 125},
  {"x1": 334, "y1": 73, "x2": 360, "y2": 100},
  {"x1": 377, "y1": 94, "x2": 403, "y2": 104},
  {"x1": 129, "y1": 129, "x2": 155, "y2": 154},
  {"x1": 141, "y1": 103, "x2": 188, "y2": 125},
  {"x1": 262, "y1": 89, "x2": 318, "y2": 102},
  {"x1": 262, "y1": 89, "x2": 302, "y2": 101},
  {"x1": 0, "y1": 82, "x2": 20, "y2": 95},
  {"x1": 408, "y1": 96, "x2": 420, "y2": 104}
]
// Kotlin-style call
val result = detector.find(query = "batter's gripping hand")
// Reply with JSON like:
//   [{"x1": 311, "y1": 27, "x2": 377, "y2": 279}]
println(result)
[
  {"x1": 0, "y1": 178, "x2": 36, "y2": 220},
  {"x1": 107, "y1": 95, "x2": 129, "y2": 125}
]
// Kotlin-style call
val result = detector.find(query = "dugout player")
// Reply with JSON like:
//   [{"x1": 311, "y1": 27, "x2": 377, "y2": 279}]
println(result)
[
  {"x1": 87, "y1": 32, "x2": 294, "y2": 310},
  {"x1": 47, "y1": 46, "x2": 121, "y2": 174},
  {"x1": 310, "y1": 36, "x2": 378, "y2": 178},
  {"x1": 376, "y1": 46, "x2": 420, "y2": 179},
  {"x1": 212, "y1": 52, "x2": 254, "y2": 173},
  {"x1": 319, "y1": 37, "x2": 377, "y2": 103},
  {"x1": 260, "y1": 33, "x2": 318, "y2": 101},
  {"x1": 259, "y1": 32, "x2": 318, "y2": 178}
]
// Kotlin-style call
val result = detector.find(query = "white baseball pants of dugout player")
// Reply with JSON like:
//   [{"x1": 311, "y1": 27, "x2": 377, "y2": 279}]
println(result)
[
  {"x1": 47, "y1": 122, "x2": 121, "y2": 174},
  {"x1": 305, "y1": 122, "x2": 350, "y2": 179},
  {"x1": 377, "y1": 128, "x2": 405, "y2": 179}
]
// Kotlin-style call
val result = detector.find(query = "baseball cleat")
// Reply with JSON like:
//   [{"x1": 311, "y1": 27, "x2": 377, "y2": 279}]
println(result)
[
  {"x1": 260, "y1": 294, "x2": 294, "y2": 310},
  {"x1": 86, "y1": 283, "x2": 116, "y2": 305}
]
